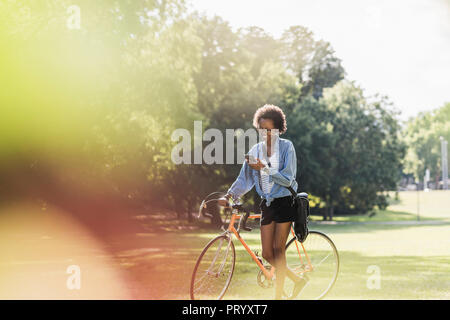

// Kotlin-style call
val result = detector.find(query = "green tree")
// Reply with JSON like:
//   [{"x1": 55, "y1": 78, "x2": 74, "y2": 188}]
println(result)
[
  {"x1": 402, "y1": 102, "x2": 450, "y2": 187},
  {"x1": 280, "y1": 26, "x2": 345, "y2": 100},
  {"x1": 287, "y1": 81, "x2": 406, "y2": 220}
]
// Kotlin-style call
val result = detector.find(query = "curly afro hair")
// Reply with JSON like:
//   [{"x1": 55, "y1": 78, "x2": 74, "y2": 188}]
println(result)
[{"x1": 252, "y1": 104, "x2": 287, "y2": 134}]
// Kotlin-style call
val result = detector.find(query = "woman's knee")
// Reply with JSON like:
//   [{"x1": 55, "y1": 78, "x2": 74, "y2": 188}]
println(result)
[
  {"x1": 273, "y1": 246, "x2": 285, "y2": 259},
  {"x1": 262, "y1": 249, "x2": 274, "y2": 262}
]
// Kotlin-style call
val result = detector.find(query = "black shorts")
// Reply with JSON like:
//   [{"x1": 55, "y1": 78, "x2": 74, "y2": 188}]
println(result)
[{"x1": 259, "y1": 196, "x2": 297, "y2": 226}]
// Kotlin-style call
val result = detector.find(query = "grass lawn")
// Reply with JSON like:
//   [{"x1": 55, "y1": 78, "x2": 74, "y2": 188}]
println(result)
[
  {"x1": 310, "y1": 190, "x2": 450, "y2": 222},
  {"x1": 117, "y1": 221, "x2": 449, "y2": 300},
  {"x1": 117, "y1": 190, "x2": 449, "y2": 299},
  {"x1": 0, "y1": 191, "x2": 448, "y2": 299}
]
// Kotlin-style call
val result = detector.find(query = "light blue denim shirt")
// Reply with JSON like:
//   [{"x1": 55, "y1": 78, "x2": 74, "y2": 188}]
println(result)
[{"x1": 227, "y1": 137, "x2": 298, "y2": 206}]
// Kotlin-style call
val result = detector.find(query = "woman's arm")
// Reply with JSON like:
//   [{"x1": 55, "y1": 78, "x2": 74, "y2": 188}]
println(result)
[
  {"x1": 262, "y1": 140, "x2": 297, "y2": 187},
  {"x1": 226, "y1": 157, "x2": 255, "y2": 201}
]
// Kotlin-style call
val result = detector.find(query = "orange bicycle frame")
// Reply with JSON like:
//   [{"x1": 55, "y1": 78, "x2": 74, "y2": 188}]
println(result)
[{"x1": 227, "y1": 211, "x2": 312, "y2": 280}]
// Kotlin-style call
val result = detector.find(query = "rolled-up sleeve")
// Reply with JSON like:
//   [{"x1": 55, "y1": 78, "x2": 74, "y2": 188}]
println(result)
[
  {"x1": 268, "y1": 141, "x2": 297, "y2": 187},
  {"x1": 227, "y1": 159, "x2": 255, "y2": 200}
]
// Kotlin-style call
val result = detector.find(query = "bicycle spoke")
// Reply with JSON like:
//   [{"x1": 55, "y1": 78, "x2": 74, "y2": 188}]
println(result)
[
  {"x1": 190, "y1": 235, "x2": 235, "y2": 300},
  {"x1": 216, "y1": 237, "x2": 232, "y2": 274},
  {"x1": 285, "y1": 231, "x2": 339, "y2": 300},
  {"x1": 313, "y1": 253, "x2": 332, "y2": 269}
]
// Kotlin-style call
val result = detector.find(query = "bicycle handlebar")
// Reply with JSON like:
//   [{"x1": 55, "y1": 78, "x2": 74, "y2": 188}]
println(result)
[
  {"x1": 197, "y1": 199, "x2": 217, "y2": 219},
  {"x1": 232, "y1": 204, "x2": 252, "y2": 232},
  {"x1": 197, "y1": 194, "x2": 253, "y2": 232},
  {"x1": 196, "y1": 191, "x2": 229, "y2": 219}
]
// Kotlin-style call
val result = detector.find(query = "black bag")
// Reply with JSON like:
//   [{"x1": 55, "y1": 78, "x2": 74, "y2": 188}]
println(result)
[{"x1": 286, "y1": 186, "x2": 310, "y2": 243}]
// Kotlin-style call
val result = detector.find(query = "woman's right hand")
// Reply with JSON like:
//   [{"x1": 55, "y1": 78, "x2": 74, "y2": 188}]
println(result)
[{"x1": 217, "y1": 194, "x2": 231, "y2": 207}]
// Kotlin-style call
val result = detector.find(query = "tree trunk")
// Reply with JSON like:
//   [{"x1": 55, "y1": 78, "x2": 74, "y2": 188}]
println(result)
[
  {"x1": 187, "y1": 199, "x2": 193, "y2": 223},
  {"x1": 175, "y1": 199, "x2": 184, "y2": 220},
  {"x1": 329, "y1": 206, "x2": 334, "y2": 221},
  {"x1": 435, "y1": 172, "x2": 440, "y2": 190},
  {"x1": 323, "y1": 197, "x2": 329, "y2": 221}
]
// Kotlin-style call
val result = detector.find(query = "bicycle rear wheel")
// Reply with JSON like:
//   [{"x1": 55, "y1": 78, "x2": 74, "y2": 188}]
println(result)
[
  {"x1": 284, "y1": 230, "x2": 339, "y2": 299},
  {"x1": 190, "y1": 234, "x2": 235, "y2": 300}
]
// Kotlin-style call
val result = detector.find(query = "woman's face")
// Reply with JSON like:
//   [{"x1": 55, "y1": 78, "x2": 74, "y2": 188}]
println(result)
[{"x1": 258, "y1": 118, "x2": 278, "y2": 144}]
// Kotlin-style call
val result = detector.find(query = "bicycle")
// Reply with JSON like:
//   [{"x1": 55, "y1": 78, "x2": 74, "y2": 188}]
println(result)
[{"x1": 190, "y1": 191, "x2": 340, "y2": 300}]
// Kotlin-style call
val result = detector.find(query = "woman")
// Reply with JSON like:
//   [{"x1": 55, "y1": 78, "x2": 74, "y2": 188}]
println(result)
[{"x1": 218, "y1": 104, "x2": 308, "y2": 300}]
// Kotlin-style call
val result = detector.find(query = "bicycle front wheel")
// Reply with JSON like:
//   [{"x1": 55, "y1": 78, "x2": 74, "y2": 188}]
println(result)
[
  {"x1": 190, "y1": 234, "x2": 235, "y2": 300},
  {"x1": 284, "y1": 230, "x2": 339, "y2": 300}
]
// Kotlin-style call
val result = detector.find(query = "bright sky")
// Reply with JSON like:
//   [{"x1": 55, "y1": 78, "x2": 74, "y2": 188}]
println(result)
[{"x1": 188, "y1": 0, "x2": 450, "y2": 121}]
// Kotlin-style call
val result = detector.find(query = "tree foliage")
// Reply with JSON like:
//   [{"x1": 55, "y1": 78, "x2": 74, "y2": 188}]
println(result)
[
  {"x1": 402, "y1": 102, "x2": 450, "y2": 185},
  {"x1": 0, "y1": 0, "x2": 414, "y2": 222}
]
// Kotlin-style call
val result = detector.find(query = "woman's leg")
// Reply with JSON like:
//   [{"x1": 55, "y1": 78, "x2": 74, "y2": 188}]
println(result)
[
  {"x1": 273, "y1": 221, "x2": 300, "y2": 299},
  {"x1": 260, "y1": 221, "x2": 276, "y2": 266}
]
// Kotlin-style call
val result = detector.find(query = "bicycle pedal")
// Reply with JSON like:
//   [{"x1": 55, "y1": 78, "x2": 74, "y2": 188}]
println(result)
[{"x1": 254, "y1": 251, "x2": 263, "y2": 265}]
